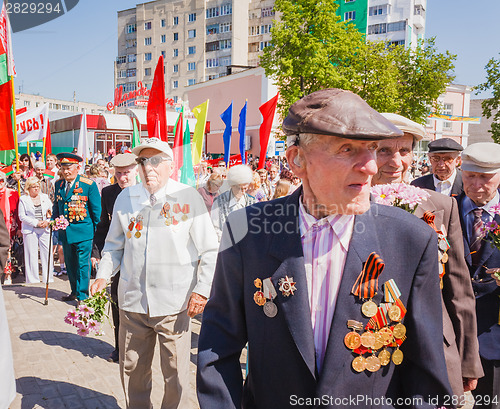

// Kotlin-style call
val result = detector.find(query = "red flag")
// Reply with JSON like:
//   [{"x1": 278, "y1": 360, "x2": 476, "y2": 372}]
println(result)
[
  {"x1": 0, "y1": 81, "x2": 15, "y2": 151},
  {"x1": 171, "y1": 112, "x2": 183, "y2": 181},
  {"x1": 45, "y1": 120, "x2": 52, "y2": 155},
  {"x1": 258, "y1": 93, "x2": 279, "y2": 169},
  {"x1": 147, "y1": 56, "x2": 167, "y2": 141}
]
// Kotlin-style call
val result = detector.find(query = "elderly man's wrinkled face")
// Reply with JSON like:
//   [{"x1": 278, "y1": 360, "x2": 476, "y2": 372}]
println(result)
[
  {"x1": 462, "y1": 170, "x2": 500, "y2": 207},
  {"x1": 428, "y1": 152, "x2": 460, "y2": 181},
  {"x1": 137, "y1": 148, "x2": 173, "y2": 193},
  {"x1": 35, "y1": 167, "x2": 45, "y2": 179},
  {"x1": 373, "y1": 134, "x2": 414, "y2": 185},
  {"x1": 61, "y1": 163, "x2": 80, "y2": 182},
  {"x1": 114, "y1": 164, "x2": 137, "y2": 189},
  {"x1": 269, "y1": 167, "x2": 278, "y2": 180},
  {"x1": 288, "y1": 135, "x2": 378, "y2": 216}
]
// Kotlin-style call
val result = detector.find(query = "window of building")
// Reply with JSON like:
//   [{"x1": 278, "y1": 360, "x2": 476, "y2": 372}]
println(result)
[
  {"x1": 188, "y1": 79, "x2": 196, "y2": 86},
  {"x1": 207, "y1": 24, "x2": 219, "y2": 35},
  {"x1": 220, "y1": 56, "x2": 231, "y2": 66},
  {"x1": 173, "y1": 80, "x2": 179, "y2": 89},
  {"x1": 173, "y1": 16, "x2": 179, "y2": 25},
  {"x1": 220, "y1": 3, "x2": 232, "y2": 16},
  {"x1": 188, "y1": 29, "x2": 196, "y2": 38},
  {"x1": 118, "y1": 70, "x2": 127, "y2": 78},
  {"x1": 261, "y1": 6, "x2": 275, "y2": 17},
  {"x1": 260, "y1": 41, "x2": 270, "y2": 51},
  {"x1": 123, "y1": 82, "x2": 136, "y2": 92},
  {"x1": 145, "y1": 37, "x2": 152, "y2": 46},
  {"x1": 126, "y1": 39, "x2": 137, "y2": 48},
  {"x1": 144, "y1": 22, "x2": 152, "y2": 30},
  {"x1": 387, "y1": 21, "x2": 406, "y2": 32},
  {"x1": 206, "y1": 58, "x2": 219, "y2": 68},
  {"x1": 207, "y1": 74, "x2": 219, "y2": 81},
  {"x1": 145, "y1": 68, "x2": 152, "y2": 76},
  {"x1": 389, "y1": 40, "x2": 405, "y2": 46},
  {"x1": 161, "y1": 19, "x2": 166, "y2": 27},
  {"x1": 220, "y1": 39, "x2": 232, "y2": 49},
  {"x1": 126, "y1": 24, "x2": 136, "y2": 34},
  {"x1": 206, "y1": 7, "x2": 219, "y2": 18},
  {"x1": 127, "y1": 54, "x2": 136, "y2": 63},
  {"x1": 206, "y1": 41, "x2": 219, "y2": 52},
  {"x1": 188, "y1": 62, "x2": 196, "y2": 71},
  {"x1": 188, "y1": 46, "x2": 196, "y2": 55},
  {"x1": 161, "y1": 51, "x2": 166, "y2": 58},
  {"x1": 116, "y1": 55, "x2": 126, "y2": 64},
  {"x1": 160, "y1": 34, "x2": 165, "y2": 43},
  {"x1": 173, "y1": 96, "x2": 178, "y2": 103},
  {"x1": 250, "y1": 25, "x2": 260, "y2": 35},
  {"x1": 188, "y1": 13, "x2": 196, "y2": 22},
  {"x1": 145, "y1": 52, "x2": 152, "y2": 61},
  {"x1": 173, "y1": 64, "x2": 179, "y2": 73},
  {"x1": 369, "y1": 5, "x2": 389, "y2": 16},
  {"x1": 220, "y1": 22, "x2": 232, "y2": 33},
  {"x1": 414, "y1": 5, "x2": 425, "y2": 16},
  {"x1": 368, "y1": 23, "x2": 387, "y2": 34},
  {"x1": 344, "y1": 11, "x2": 355, "y2": 21},
  {"x1": 248, "y1": 42, "x2": 259, "y2": 53},
  {"x1": 173, "y1": 48, "x2": 179, "y2": 57},
  {"x1": 261, "y1": 25, "x2": 269, "y2": 34},
  {"x1": 173, "y1": 32, "x2": 179, "y2": 41},
  {"x1": 443, "y1": 104, "x2": 453, "y2": 130},
  {"x1": 126, "y1": 69, "x2": 136, "y2": 77}
]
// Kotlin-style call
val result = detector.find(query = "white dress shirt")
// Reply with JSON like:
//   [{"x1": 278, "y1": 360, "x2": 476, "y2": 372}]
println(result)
[
  {"x1": 433, "y1": 169, "x2": 457, "y2": 196},
  {"x1": 97, "y1": 180, "x2": 218, "y2": 317}
]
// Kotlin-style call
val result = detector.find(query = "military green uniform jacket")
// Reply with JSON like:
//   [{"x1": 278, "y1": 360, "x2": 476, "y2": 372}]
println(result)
[{"x1": 52, "y1": 175, "x2": 101, "y2": 244}]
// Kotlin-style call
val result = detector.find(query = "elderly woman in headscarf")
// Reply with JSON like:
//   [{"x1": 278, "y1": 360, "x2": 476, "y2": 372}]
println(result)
[
  {"x1": 210, "y1": 165, "x2": 256, "y2": 241},
  {"x1": 0, "y1": 171, "x2": 20, "y2": 285}
]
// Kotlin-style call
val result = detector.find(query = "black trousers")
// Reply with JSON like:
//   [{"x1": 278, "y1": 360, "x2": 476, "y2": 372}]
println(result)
[
  {"x1": 472, "y1": 357, "x2": 500, "y2": 409},
  {"x1": 110, "y1": 272, "x2": 120, "y2": 350}
]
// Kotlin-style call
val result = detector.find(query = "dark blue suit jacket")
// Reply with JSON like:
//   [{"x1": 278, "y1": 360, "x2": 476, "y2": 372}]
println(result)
[
  {"x1": 197, "y1": 189, "x2": 453, "y2": 408},
  {"x1": 457, "y1": 191, "x2": 500, "y2": 361},
  {"x1": 411, "y1": 170, "x2": 463, "y2": 197}
]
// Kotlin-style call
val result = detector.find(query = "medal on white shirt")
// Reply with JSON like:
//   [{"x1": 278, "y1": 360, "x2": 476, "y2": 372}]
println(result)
[
  {"x1": 134, "y1": 215, "x2": 143, "y2": 238},
  {"x1": 127, "y1": 217, "x2": 135, "y2": 239}
]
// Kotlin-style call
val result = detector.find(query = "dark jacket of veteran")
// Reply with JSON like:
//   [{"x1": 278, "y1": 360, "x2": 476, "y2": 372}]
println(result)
[
  {"x1": 197, "y1": 188, "x2": 453, "y2": 409},
  {"x1": 414, "y1": 189, "x2": 483, "y2": 395}
]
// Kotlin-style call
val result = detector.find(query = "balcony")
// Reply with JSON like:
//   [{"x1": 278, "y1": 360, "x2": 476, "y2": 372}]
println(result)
[{"x1": 413, "y1": 13, "x2": 425, "y2": 29}]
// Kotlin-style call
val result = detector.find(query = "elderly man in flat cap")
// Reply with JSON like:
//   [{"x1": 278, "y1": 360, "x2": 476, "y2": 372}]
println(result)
[
  {"x1": 91, "y1": 153, "x2": 138, "y2": 363},
  {"x1": 456, "y1": 142, "x2": 500, "y2": 409},
  {"x1": 373, "y1": 113, "x2": 483, "y2": 400},
  {"x1": 90, "y1": 138, "x2": 218, "y2": 409},
  {"x1": 412, "y1": 138, "x2": 464, "y2": 197},
  {"x1": 197, "y1": 89, "x2": 452, "y2": 408}
]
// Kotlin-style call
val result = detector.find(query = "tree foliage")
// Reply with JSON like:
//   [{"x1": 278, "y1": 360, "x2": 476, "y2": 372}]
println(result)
[
  {"x1": 260, "y1": 0, "x2": 456, "y2": 126},
  {"x1": 476, "y1": 54, "x2": 500, "y2": 144}
]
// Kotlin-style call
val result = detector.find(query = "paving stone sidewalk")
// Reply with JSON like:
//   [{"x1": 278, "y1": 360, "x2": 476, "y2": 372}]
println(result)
[{"x1": 2, "y1": 274, "x2": 210, "y2": 409}]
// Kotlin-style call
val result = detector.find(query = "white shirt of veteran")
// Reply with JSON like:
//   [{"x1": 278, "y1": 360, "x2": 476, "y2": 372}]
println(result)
[{"x1": 91, "y1": 139, "x2": 218, "y2": 317}]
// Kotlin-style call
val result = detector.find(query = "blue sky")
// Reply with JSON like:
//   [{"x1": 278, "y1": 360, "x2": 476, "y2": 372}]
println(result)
[{"x1": 9, "y1": 0, "x2": 500, "y2": 106}]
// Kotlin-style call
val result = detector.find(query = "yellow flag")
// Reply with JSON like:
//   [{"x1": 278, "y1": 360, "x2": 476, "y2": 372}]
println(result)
[{"x1": 192, "y1": 99, "x2": 209, "y2": 165}]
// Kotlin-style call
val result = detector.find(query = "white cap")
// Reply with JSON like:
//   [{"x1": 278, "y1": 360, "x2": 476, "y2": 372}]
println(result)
[
  {"x1": 227, "y1": 165, "x2": 253, "y2": 186},
  {"x1": 381, "y1": 113, "x2": 426, "y2": 141},
  {"x1": 461, "y1": 142, "x2": 500, "y2": 174},
  {"x1": 132, "y1": 138, "x2": 174, "y2": 160}
]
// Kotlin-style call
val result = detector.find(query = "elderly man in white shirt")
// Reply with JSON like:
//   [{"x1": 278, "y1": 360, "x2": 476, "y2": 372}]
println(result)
[{"x1": 91, "y1": 138, "x2": 218, "y2": 409}]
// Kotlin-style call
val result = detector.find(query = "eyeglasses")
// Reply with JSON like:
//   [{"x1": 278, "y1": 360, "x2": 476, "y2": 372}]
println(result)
[
  {"x1": 428, "y1": 155, "x2": 457, "y2": 164},
  {"x1": 135, "y1": 156, "x2": 170, "y2": 167}
]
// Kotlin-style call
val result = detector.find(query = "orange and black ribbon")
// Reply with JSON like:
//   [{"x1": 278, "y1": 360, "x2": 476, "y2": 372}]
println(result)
[
  {"x1": 422, "y1": 211, "x2": 437, "y2": 231},
  {"x1": 351, "y1": 252, "x2": 385, "y2": 300}
]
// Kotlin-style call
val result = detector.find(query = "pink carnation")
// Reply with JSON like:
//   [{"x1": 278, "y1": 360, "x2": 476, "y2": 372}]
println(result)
[
  {"x1": 77, "y1": 327, "x2": 90, "y2": 337},
  {"x1": 79, "y1": 304, "x2": 94, "y2": 317}
]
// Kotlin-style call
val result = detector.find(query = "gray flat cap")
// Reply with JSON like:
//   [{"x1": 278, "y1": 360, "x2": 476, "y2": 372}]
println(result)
[
  {"x1": 110, "y1": 153, "x2": 137, "y2": 168},
  {"x1": 461, "y1": 142, "x2": 500, "y2": 174},
  {"x1": 282, "y1": 88, "x2": 403, "y2": 140},
  {"x1": 428, "y1": 138, "x2": 463, "y2": 154}
]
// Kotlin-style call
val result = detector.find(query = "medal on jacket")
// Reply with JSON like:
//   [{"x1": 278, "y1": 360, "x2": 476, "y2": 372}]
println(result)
[
  {"x1": 278, "y1": 276, "x2": 296, "y2": 297},
  {"x1": 173, "y1": 203, "x2": 190, "y2": 222},
  {"x1": 378, "y1": 348, "x2": 391, "y2": 366},
  {"x1": 351, "y1": 252, "x2": 385, "y2": 318},
  {"x1": 262, "y1": 278, "x2": 278, "y2": 317},
  {"x1": 365, "y1": 354, "x2": 381, "y2": 373},
  {"x1": 127, "y1": 218, "x2": 135, "y2": 239},
  {"x1": 344, "y1": 320, "x2": 363, "y2": 350},
  {"x1": 253, "y1": 278, "x2": 266, "y2": 307},
  {"x1": 392, "y1": 347, "x2": 403, "y2": 365},
  {"x1": 135, "y1": 215, "x2": 143, "y2": 238},
  {"x1": 161, "y1": 203, "x2": 173, "y2": 226}
]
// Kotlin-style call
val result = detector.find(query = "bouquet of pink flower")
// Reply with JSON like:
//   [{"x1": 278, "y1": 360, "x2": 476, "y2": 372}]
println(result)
[
  {"x1": 51, "y1": 215, "x2": 69, "y2": 231},
  {"x1": 64, "y1": 289, "x2": 111, "y2": 337},
  {"x1": 370, "y1": 183, "x2": 430, "y2": 214},
  {"x1": 482, "y1": 204, "x2": 500, "y2": 253}
]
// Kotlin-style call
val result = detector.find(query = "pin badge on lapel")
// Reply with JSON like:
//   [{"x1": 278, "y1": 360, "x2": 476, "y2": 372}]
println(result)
[{"x1": 278, "y1": 276, "x2": 296, "y2": 297}]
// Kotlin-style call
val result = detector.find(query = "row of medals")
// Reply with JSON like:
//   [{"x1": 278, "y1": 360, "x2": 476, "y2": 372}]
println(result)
[
  {"x1": 161, "y1": 203, "x2": 188, "y2": 226},
  {"x1": 344, "y1": 299, "x2": 406, "y2": 373},
  {"x1": 68, "y1": 199, "x2": 87, "y2": 222},
  {"x1": 126, "y1": 215, "x2": 144, "y2": 239}
]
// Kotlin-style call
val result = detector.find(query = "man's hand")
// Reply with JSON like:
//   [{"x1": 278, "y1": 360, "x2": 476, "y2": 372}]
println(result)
[
  {"x1": 90, "y1": 278, "x2": 107, "y2": 296},
  {"x1": 91, "y1": 257, "x2": 100, "y2": 269},
  {"x1": 187, "y1": 292, "x2": 207, "y2": 318},
  {"x1": 486, "y1": 268, "x2": 500, "y2": 286},
  {"x1": 463, "y1": 377, "x2": 478, "y2": 392}
]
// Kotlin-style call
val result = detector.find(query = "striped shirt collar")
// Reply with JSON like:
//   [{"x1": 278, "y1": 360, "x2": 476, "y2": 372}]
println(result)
[{"x1": 298, "y1": 197, "x2": 354, "y2": 252}]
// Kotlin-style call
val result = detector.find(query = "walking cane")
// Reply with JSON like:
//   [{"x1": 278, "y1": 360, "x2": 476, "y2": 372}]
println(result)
[{"x1": 44, "y1": 224, "x2": 53, "y2": 306}]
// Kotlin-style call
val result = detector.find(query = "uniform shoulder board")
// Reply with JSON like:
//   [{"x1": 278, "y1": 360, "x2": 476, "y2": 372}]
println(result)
[{"x1": 79, "y1": 177, "x2": 93, "y2": 185}]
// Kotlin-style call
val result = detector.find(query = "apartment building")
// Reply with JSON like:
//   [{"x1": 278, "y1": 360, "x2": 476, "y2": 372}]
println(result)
[{"x1": 15, "y1": 93, "x2": 107, "y2": 116}]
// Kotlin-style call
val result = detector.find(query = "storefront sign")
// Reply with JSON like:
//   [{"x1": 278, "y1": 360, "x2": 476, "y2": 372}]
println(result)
[{"x1": 107, "y1": 81, "x2": 150, "y2": 111}]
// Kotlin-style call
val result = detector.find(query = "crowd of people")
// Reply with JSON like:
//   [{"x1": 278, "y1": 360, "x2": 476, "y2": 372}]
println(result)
[{"x1": 1, "y1": 88, "x2": 500, "y2": 409}]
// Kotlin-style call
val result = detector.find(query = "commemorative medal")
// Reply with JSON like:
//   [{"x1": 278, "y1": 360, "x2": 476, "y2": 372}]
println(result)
[
  {"x1": 365, "y1": 355, "x2": 382, "y2": 373},
  {"x1": 373, "y1": 331, "x2": 384, "y2": 350},
  {"x1": 278, "y1": 276, "x2": 297, "y2": 297},
  {"x1": 392, "y1": 323, "x2": 406, "y2": 339},
  {"x1": 388, "y1": 304, "x2": 401, "y2": 322},
  {"x1": 180, "y1": 204, "x2": 190, "y2": 222},
  {"x1": 392, "y1": 348, "x2": 403, "y2": 365},
  {"x1": 135, "y1": 215, "x2": 143, "y2": 238},
  {"x1": 263, "y1": 301, "x2": 278, "y2": 318},
  {"x1": 352, "y1": 356, "x2": 366, "y2": 373},
  {"x1": 378, "y1": 327, "x2": 393, "y2": 346},
  {"x1": 362, "y1": 300, "x2": 378, "y2": 318},
  {"x1": 344, "y1": 332, "x2": 362, "y2": 350},
  {"x1": 253, "y1": 291, "x2": 266, "y2": 306},
  {"x1": 360, "y1": 331, "x2": 376, "y2": 349},
  {"x1": 378, "y1": 349, "x2": 391, "y2": 366},
  {"x1": 440, "y1": 252, "x2": 449, "y2": 264}
]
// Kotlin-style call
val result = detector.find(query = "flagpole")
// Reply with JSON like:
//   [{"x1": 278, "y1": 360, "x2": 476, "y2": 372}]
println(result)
[{"x1": 10, "y1": 78, "x2": 21, "y2": 195}]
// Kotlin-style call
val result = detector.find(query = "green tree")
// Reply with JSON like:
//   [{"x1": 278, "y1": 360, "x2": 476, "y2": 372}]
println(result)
[
  {"x1": 260, "y1": 0, "x2": 456, "y2": 126},
  {"x1": 476, "y1": 54, "x2": 500, "y2": 143}
]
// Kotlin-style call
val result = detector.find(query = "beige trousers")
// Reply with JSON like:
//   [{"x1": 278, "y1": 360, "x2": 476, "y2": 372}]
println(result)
[{"x1": 119, "y1": 309, "x2": 191, "y2": 409}]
